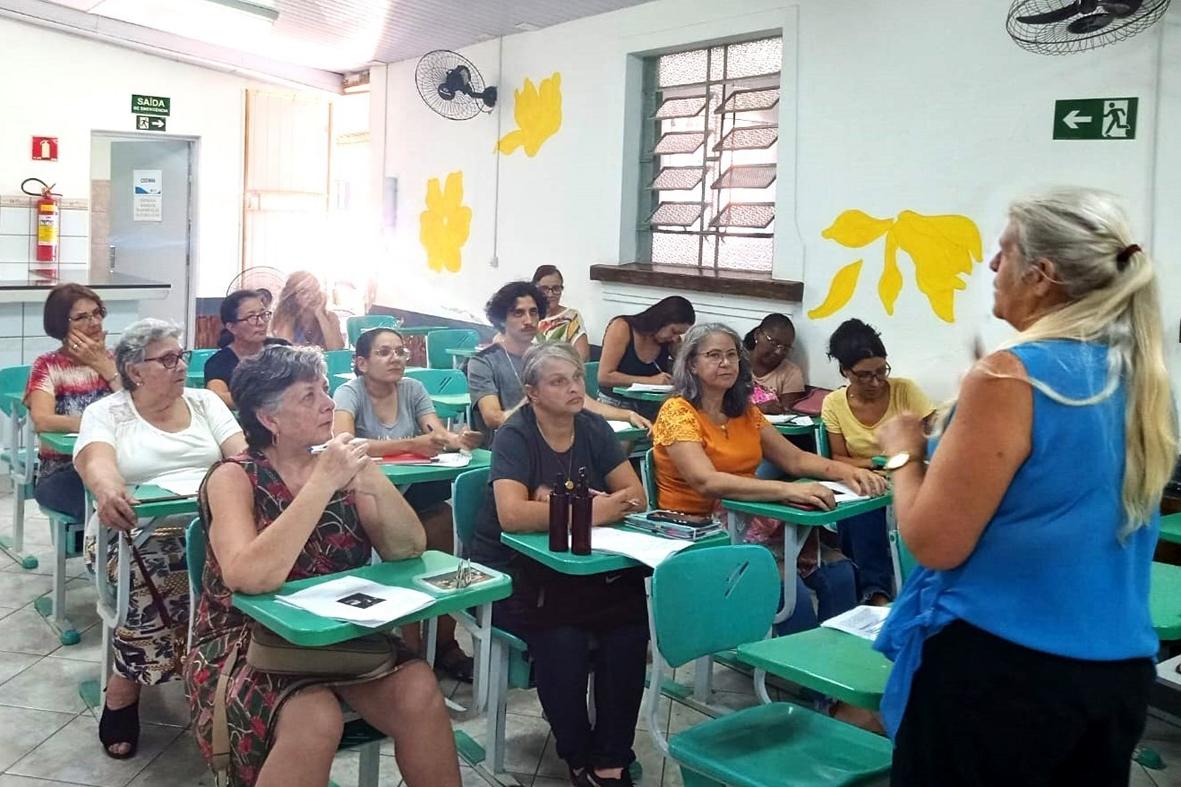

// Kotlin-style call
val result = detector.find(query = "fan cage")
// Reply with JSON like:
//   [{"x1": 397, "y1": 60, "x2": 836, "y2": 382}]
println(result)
[
  {"x1": 415, "y1": 49, "x2": 490, "y2": 120},
  {"x1": 1006, "y1": 0, "x2": 1172, "y2": 55}
]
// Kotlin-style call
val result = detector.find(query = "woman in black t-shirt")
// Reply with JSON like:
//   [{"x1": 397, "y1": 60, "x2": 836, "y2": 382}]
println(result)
[
  {"x1": 204, "y1": 289, "x2": 287, "y2": 408},
  {"x1": 471, "y1": 342, "x2": 648, "y2": 787}
]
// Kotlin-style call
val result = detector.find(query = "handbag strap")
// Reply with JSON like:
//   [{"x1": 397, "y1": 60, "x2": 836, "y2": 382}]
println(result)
[
  {"x1": 211, "y1": 643, "x2": 239, "y2": 786},
  {"x1": 127, "y1": 536, "x2": 175, "y2": 630}
]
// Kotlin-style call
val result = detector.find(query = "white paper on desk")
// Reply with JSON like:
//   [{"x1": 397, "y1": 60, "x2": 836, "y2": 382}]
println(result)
[
  {"x1": 623, "y1": 383, "x2": 673, "y2": 393},
  {"x1": 432, "y1": 453, "x2": 472, "y2": 468},
  {"x1": 607, "y1": 420, "x2": 635, "y2": 433},
  {"x1": 765, "y1": 414, "x2": 813, "y2": 426},
  {"x1": 150, "y1": 469, "x2": 206, "y2": 497},
  {"x1": 820, "y1": 605, "x2": 890, "y2": 641},
  {"x1": 590, "y1": 528, "x2": 693, "y2": 568},
  {"x1": 818, "y1": 480, "x2": 869, "y2": 503},
  {"x1": 277, "y1": 576, "x2": 434, "y2": 627}
]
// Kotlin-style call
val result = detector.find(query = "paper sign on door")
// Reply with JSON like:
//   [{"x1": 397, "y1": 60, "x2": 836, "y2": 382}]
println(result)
[{"x1": 133, "y1": 169, "x2": 163, "y2": 222}]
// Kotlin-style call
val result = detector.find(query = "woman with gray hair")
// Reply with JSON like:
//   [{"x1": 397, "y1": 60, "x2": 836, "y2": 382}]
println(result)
[
  {"x1": 471, "y1": 342, "x2": 648, "y2": 787},
  {"x1": 875, "y1": 189, "x2": 1175, "y2": 784},
  {"x1": 74, "y1": 318, "x2": 245, "y2": 760},
  {"x1": 185, "y1": 345, "x2": 459, "y2": 787},
  {"x1": 651, "y1": 323, "x2": 887, "y2": 636}
]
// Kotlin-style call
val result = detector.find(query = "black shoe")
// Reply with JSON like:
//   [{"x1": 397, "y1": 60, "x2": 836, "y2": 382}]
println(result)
[
  {"x1": 586, "y1": 769, "x2": 635, "y2": 786},
  {"x1": 435, "y1": 640, "x2": 475, "y2": 683},
  {"x1": 98, "y1": 700, "x2": 140, "y2": 760}
]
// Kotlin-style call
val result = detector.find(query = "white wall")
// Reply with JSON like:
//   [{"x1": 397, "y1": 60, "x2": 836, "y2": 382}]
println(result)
[
  {"x1": 371, "y1": 0, "x2": 1180, "y2": 402},
  {"x1": 0, "y1": 17, "x2": 265, "y2": 298}
]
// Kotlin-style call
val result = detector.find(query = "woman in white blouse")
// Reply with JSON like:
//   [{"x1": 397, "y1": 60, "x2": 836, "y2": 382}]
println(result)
[{"x1": 75, "y1": 319, "x2": 245, "y2": 761}]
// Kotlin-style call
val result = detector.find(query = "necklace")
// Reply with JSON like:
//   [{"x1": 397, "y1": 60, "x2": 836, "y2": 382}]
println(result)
[{"x1": 536, "y1": 416, "x2": 576, "y2": 489}]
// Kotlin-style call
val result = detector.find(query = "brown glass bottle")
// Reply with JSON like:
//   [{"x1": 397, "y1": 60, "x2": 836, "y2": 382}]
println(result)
[
  {"x1": 570, "y1": 467, "x2": 592, "y2": 555},
  {"x1": 548, "y1": 473, "x2": 569, "y2": 552}
]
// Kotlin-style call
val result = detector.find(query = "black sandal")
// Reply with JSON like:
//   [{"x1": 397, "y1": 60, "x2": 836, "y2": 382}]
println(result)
[
  {"x1": 435, "y1": 640, "x2": 475, "y2": 683},
  {"x1": 98, "y1": 700, "x2": 140, "y2": 759}
]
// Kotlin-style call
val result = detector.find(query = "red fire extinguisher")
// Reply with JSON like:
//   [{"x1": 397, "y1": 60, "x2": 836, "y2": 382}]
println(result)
[{"x1": 21, "y1": 178, "x2": 60, "y2": 264}]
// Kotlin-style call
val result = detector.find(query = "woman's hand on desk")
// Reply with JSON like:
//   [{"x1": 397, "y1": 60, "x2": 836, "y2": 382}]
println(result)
[
  {"x1": 311, "y1": 433, "x2": 370, "y2": 491},
  {"x1": 840, "y1": 467, "x2": 890, "y2": 497},
  {"x1": 93, "y1": 483, "x2": 138, "y2": 531},
  {"x1": 778, "y1": 482, "x2": 836, "y2": 511}
]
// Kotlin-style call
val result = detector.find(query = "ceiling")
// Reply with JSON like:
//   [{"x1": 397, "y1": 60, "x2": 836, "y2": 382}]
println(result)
[{"x1": 32, "y1": 0, "x2": 656, "y2": 75}]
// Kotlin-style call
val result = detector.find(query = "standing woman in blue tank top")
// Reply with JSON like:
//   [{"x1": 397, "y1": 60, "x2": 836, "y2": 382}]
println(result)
[{"x1": 873, "y1": 188, "x2": 1176, "y2": 787}]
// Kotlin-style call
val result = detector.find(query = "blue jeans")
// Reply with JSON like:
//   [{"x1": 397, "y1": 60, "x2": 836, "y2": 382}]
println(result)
[
  {"x1": 34, "y1": 466, "x2": 86, "y2": 523},
  {"x1": 775, "y1": 559, "x2": 858, "y2": 636},
  {"x1": 838, "y1": 508, "x2": 894, "y2": 602}
]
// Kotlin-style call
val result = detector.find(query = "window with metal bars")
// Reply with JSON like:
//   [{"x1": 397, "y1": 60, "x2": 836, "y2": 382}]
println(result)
[{"x1": 637, "y1": 36, "x2": 782, "y2": 273}]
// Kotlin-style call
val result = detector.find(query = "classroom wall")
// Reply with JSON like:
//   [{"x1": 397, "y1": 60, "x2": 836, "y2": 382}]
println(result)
[
  {"x1": 0, "y1": 18, "x2": 260, "y2": 300},
  {"x1": 371, "y1": 0, "x2": 1181, "y2": 402}
]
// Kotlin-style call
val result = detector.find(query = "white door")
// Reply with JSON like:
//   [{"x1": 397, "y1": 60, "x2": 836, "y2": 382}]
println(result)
[{"x1": 108, "y1": 139, "x2": 193, "y2": 331}]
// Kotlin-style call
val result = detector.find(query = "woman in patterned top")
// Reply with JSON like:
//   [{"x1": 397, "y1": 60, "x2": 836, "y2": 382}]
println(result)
[
  {"x1": 25, "y1": 284, "x2": 120, "y2": 522},
  {"x1": 186, "y1": 345, "x2": 459, "y2": 787},
  {"x1": 532, "y1": 265, "x2": 590, "y2": 360}
]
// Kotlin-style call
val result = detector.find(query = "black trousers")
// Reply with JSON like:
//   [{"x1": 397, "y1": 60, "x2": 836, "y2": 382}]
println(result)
[
  {"x1": 893, "y1": 620, "x2": 1155, "y2": 787},
  {"x1": 517, "y1": 621, "x2": 649, "y2": 771}
]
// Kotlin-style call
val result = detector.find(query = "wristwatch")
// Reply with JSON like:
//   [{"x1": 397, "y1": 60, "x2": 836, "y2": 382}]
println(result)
[{"x1": 872, "y1": 452, "x2": 911, "y2": 471}]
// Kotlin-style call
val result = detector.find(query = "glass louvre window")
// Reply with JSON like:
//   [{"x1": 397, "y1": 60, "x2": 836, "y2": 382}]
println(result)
[{"x1": 639, "y1": 36, "x2": 782, "y2": 272}]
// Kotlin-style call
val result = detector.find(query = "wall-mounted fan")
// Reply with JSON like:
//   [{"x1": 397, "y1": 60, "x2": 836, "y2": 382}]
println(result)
[
  {"x1": 1007, "y1": 0, "x2": 1172, "y2": 54},
  {"x1": 226, "y1": 266, "x2": 287, "y2": 307},
  {"x1": 415, "y1": 50, "x2": 497, "y2": 120}
]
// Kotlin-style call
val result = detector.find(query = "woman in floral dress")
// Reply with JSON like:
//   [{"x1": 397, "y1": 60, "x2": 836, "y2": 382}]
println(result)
[{"x1": 184, "y1": 345, "x2": 460, "y2": 787}]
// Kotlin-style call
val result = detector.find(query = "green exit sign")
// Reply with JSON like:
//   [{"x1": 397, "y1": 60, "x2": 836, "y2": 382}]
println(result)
[
  {"x1": 1053, "y1": 97, "x2": 1137, "y2": 140},
  {"x1": 132, "y1": 94, "x2": 171, "y2": 117}
]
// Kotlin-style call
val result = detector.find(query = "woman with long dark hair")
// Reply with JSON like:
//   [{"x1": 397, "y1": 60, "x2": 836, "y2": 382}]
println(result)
[{"x1": 597, "y1": 296, "x2": 695, "y2": 419}]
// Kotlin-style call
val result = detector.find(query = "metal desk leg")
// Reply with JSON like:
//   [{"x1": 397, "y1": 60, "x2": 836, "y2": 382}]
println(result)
[
  {"x1": 0, "y1": 410, "x2": 38, "y2": 569},
  {"x1": 753, "y1": 668, "x2": 773, "y2": 705},
  {"x1": 473, "y1": 601, "x2": 493, "y2": 713},
  {"x1": 773, "y1": 524, "x2": 802, "y2": 625}
]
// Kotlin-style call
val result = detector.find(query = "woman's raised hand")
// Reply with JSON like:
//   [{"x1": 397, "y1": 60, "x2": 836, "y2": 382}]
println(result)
[{"x1": 311, "y1": 433, "x2": 370, "y2": 491}]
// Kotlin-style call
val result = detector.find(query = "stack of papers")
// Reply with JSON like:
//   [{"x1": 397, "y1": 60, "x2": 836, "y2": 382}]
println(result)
[
  {"x1": 765, "y1": 414, "x2": 814, "y2": 426},
  {"x1": 622, "y1": 383, "x2": 673, "y2": 393},
  {"x1": 607, "y1": 420, "x2": 637, "y2": 432},
  {"x1": 381, "y1": 453, "x2": 472, "y2": 468},
  {"x1": 818, "y1": 480, "x2": 870, "y2": 503},
  {"x1": 277, "y1": 576, "x2": 434, "y2": 627},
  {"x1": 820, "y1": 605, "x2": 890, "y2": 641},
  {"x1": 590, "y1": 527, "x2": 693, "y2": 568},
  {"x1": 150, "y1": 469, "x2": 207, "y2": 497}
]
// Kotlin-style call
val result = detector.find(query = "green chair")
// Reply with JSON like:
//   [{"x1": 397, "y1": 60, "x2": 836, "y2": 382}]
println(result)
[
  {"x1": 324, "y1": 349, "x2": 355, "y2": 394},
  {"x1": 405, "y1": 368, "x2": 468, "y2": 395},
  {"x1": 584, "y1": 361, "x2": 600, "y2": 400},
  {"x1": 426, "y1": 329, "x2": 479, "y2": 369},
  {"x1": 347, "y1": 315, "x2": 400, "y2": 347},
  {"x1": 642, "y1": 448, "x2": 658, "y2": 507},
  {"x1": 188, "y1": 348, "x2": 217, "y2": 375},
  {"x1": 184, "y1": 519, "x2": 385, "y2": 787},
  {"x1": 0, "y1": 367, "x2": 38, "y2": 570},
  {"x1": 889, "y1": 525, "x2": 918, "y2": 592},
  {"x1": 645, "y1": 545, "x2": 893, "y2": 786},
  {"x1": 32, "y1": 504, "x2": 83, "y2": 646}
]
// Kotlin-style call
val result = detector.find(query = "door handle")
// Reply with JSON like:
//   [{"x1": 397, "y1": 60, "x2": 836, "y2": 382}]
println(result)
[{"x1": 108, "y1": 245, "x2": 116, "y2": 273}]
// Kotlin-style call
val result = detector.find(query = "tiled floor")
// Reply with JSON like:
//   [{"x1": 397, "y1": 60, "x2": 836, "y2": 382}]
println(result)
[{"x1": 0, "y1": 494, "x2": 1176, "y2": 786}]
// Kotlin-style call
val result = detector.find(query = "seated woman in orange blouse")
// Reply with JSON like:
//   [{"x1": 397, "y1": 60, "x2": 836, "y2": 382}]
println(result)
[{"x1": 651, "y1": 323, "x2": 887, "y2": 634}]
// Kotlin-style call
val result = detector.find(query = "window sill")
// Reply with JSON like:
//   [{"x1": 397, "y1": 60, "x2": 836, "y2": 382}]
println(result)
[{"x1": 589, "y1": 263, "x2": 802, "y2": 302}]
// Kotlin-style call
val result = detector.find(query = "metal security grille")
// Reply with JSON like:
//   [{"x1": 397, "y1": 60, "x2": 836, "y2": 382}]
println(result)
[{"x1": 638, "y1": 36, "x2": 782, "y2": 272}]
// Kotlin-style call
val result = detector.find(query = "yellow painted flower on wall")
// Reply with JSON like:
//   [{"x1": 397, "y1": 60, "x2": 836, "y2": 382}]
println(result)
[
  {"x1": 497, "y1": 73, "x2": 562, "y2": 157},
  {"x1": 808, "y1": 209, "x2": 983, "y2": 323},
  {"x1": 420, "y1": 171, "x2": 471, "y2": 273}
]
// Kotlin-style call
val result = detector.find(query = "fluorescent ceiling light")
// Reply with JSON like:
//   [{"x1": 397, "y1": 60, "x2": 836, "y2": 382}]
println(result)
[{"x1": 89, "y1": 0, "x2": 276, "y2": 43}]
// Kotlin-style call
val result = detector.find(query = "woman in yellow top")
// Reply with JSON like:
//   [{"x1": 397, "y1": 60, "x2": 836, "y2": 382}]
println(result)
[
  {"x1": 652, "y1": 323, "x2": 886, "y2": 635},
  {"x1": 821, "y1": 318, "x2": 935, "y2": 604}
]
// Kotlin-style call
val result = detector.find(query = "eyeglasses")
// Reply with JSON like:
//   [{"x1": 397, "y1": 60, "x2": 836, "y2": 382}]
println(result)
[
  {"x1": 700, "y1": 349, "x2": 740, "y2": 365},
  {"x1": 68, "y1": 307, "x2": 107, "y2": 324},
  {"x1": 370, "y1": 346, "x2": 412, "y2": 361},
  {"x1": 760, "y1": 329, "x2": 791, "y2": 354},
  {"x1": 538, "y1": 285, "x2": 564, "y2": 295},
  {"x1": 232, "y1": 310, "x2": 272, "y2": 325},
  {"x1": 142, "y1": 349, "x2": 192, "y2": 370},
  {"x1": 848, "y1": 363, "x2": 891, "y2": 383}
]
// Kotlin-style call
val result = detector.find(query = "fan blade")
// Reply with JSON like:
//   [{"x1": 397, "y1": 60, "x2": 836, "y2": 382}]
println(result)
[
  {"x1": 1099, "y1": 0, "x2": 1143, "y2": 16},
  {"x1": 1016, "y1": 1, "x2": 1082, "y2": 24},
  {"x1": 1067, "y1": 11, "x2": 1116, "y2": 31}
]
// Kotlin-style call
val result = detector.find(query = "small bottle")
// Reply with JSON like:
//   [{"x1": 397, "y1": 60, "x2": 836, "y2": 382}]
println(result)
[
  {"x1": 570, "y1": 467, "x2": 592, "y2": 556},
  {"x1": 548, "y1": 473, "x2": 570, "y2": 552}
]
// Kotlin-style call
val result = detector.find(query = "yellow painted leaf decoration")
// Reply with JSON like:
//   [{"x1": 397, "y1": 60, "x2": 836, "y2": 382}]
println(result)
[
  {"x1": 889, "y1": 211, "x2": 982, "y2": 323},
  {"x1": 807, "y1": 259, "x2": 864, "y2": 320},
  {"x1": 497, "y1": 73, "x2": 562, "y2": 157},
  {"x1": 821, "y1": 209, "x2": 893, "y2": 248},
  {"x1": 419, "y1": 171, "x2": 471, "y2": 273},
  {"x1": 878, "y1": 231, "x2": 903, "y2": 315}
]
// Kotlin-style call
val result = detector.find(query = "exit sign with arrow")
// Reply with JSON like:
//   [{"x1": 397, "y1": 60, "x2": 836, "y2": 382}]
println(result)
[
  {"x1": 1053, "y1": 97, "x2": 1138, "y2": 140},
  {"x1": 136, "y1": 116, "x2": 167, "y2": 132}
]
